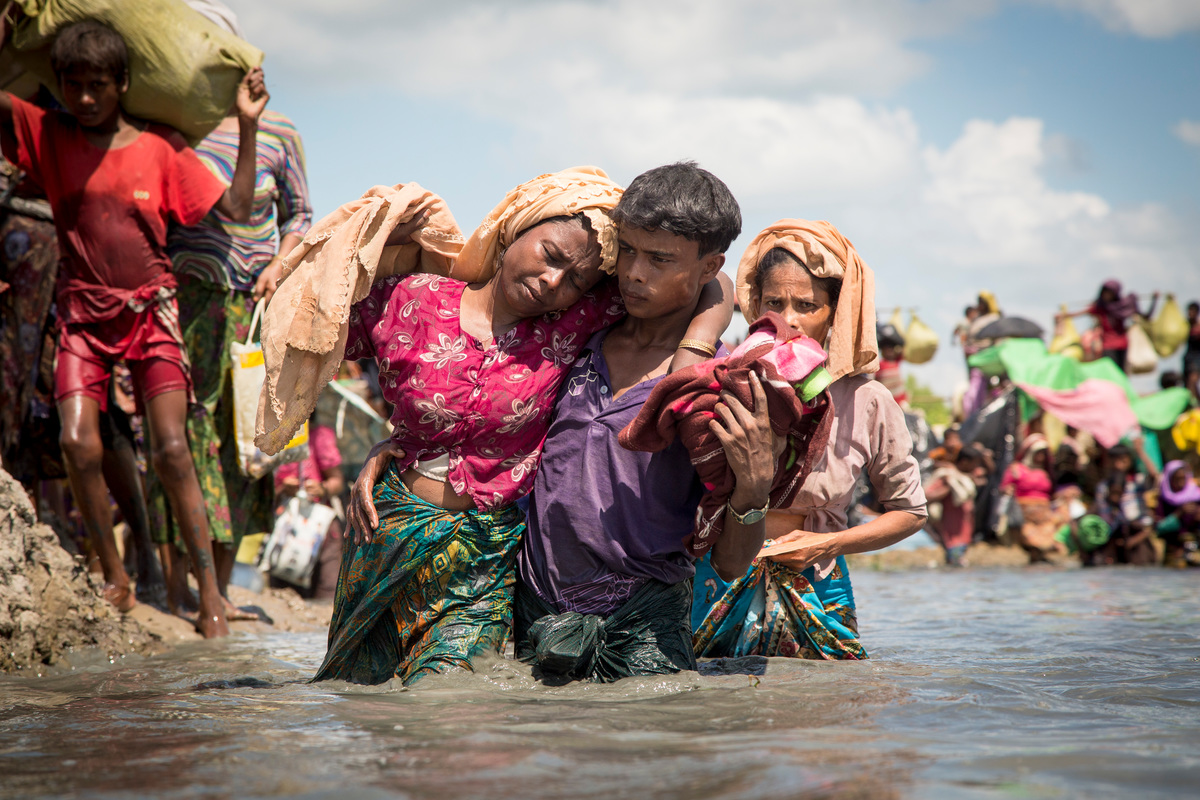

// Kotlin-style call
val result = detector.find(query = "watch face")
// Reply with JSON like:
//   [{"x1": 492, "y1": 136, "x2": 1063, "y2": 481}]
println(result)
[
  {"x1": 728, "y1": 503, "x2": 767, "y2": 525},
  {"x1": 739, "y1": 508, "x2": 767, "y2": 525}
]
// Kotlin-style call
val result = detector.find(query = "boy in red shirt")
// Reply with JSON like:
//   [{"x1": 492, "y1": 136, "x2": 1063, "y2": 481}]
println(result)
[{"x1": 0, "y1": 20, "x2": 268, "y2": 637}]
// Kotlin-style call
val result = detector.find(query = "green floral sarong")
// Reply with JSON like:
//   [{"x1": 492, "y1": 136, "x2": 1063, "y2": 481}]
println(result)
[{"x1": 313, "y1": 463, "x2": 524, "y2": 686}]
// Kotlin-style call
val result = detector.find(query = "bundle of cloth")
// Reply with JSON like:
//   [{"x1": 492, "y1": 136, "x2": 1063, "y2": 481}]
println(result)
[{"x1": 619, "y1": 312, "x2": 834, "y2": 557}]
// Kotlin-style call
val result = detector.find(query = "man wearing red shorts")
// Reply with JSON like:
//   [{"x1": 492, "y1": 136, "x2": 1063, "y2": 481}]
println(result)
[{"x1": 0, "y1": 20, "x2": 268, "y2": 636}]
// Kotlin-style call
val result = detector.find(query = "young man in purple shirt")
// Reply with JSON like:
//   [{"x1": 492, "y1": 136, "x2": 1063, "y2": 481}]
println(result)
[{"x1": 515, "y1": 162, "x2": 782, "y2": 682}]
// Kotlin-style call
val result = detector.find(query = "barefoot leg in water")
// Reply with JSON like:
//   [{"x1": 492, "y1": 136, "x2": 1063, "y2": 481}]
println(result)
[
  {"x1": 143, "y1": 389, "x2": 228, "y2": 638},
  {"x1": 58, "y1": 395, "x2": 136, "y2": 613},
  {"x1": 101, "y1": 430, "x2": 167, "y2": 607},
  {"x1": 160, "y1": 542, "x2": 199, "y2": 621}
]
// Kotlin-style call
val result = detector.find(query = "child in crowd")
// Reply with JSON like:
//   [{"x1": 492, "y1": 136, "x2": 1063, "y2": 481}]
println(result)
[
  {"x1": 1156, "y1": 461, "x2": 1200, "y2": 568},
  {"x1": 1094, "y1": 445, "x2": 1157, "y2": 565},
  {"x1": 1001, "y1": 434, "x2": 1056, "y2": 559},
  {"x1": 925, "y1": 446, "x2": 983, "y2": 566},
  {"x1": 929, "y1": 425, "x2": 963, "y2": 466},
  {"x1": 0, "y1": 20, "x2": 269, "y2": 635}
]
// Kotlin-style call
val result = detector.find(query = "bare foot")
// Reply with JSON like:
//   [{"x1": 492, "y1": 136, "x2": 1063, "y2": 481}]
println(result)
[
  {"x1": 195, "y1": 596, "x2": 230, "y2": 638},
  {"x1": 167, "y1": 585, "x2": 199, "y2": 620},
  {"x1": 222, "y1": 597, "x2": 261, "y2": 622},
  {"x1": 102, "y1": 583, "x2": 137, "y2": 613}
]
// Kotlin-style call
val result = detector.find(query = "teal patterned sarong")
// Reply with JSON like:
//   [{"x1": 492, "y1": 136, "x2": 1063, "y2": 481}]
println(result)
[
  {"x1": 692, "y1": 552, "x2": 867, "y2": 660},
  {"x1": 312, "y1": 463, "x2": 525, "y2": 685}
]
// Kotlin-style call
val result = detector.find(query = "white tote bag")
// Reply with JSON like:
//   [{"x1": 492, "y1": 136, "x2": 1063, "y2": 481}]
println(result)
[
  {"x1": 258, "y1": 489, "x2": 336, "y2": 589},
  {"x1": 230, "y1": 300, "x2": 309, "y2": 478},
  {"x1": 1124, "y1": 317, "x2": 1158, "y2": 375}
]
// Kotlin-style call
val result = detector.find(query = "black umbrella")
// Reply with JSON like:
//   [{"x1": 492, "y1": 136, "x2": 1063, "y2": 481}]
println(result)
[{"x1": 974, "y1": 316, "x2": 1044, "y2": 340}]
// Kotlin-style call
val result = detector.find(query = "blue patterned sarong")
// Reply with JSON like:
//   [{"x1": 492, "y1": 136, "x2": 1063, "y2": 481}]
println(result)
[
  {"x1": 312, "y1": 463, "x2": 525, "y2": 685},
  {"x1": 692, "y1": 552, "x2": 867, "y2": 660}
]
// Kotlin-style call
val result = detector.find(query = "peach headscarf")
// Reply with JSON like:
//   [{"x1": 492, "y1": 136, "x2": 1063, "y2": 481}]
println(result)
[
  {"x1": 256, "y1": 168, "x2": 622, "y2": 455},
  {"x1": 452, "y1": 166, "x2": 623, "y2": 282},
  {"x1": 736, "y1": 219, "x2": 878, "y2": 382}
]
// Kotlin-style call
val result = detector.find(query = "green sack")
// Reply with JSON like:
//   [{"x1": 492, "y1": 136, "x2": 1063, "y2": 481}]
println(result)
[
  {"x1": 1149, "y1": 293, "x2": 1188, "y2": 358},
  {"x1": 4, "y1": 0, "x2": 262, "y2": 143}
]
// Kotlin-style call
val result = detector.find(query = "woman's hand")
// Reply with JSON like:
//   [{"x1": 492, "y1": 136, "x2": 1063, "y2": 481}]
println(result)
[
  {"x1": 347, "y1": 439, "x2": 407, "y2": 545},
  {"x1": 254, "y1": 258, "x2": 284, "y2": 305},
  {"x1": 385, "y1": 208, "x2": 432, "y2": 247},
  {"x1": 763, "y1": 529, "x2": 838, "y2": 572}
]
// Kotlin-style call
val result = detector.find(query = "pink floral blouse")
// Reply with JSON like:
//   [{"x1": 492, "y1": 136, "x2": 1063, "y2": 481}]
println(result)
[{"x1": 345, "y1": 273, "x2": 624, "y2": 510}]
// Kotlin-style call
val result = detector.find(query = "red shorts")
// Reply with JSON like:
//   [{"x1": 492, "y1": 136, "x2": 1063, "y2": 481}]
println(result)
[{"x1": 55, "y1": 306, "x2": 190, "y2": 413}]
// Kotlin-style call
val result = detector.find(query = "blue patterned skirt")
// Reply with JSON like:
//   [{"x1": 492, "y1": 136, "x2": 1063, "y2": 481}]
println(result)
[{"x1": 692, "y1": 552, "x2": 867, "y2": 660}]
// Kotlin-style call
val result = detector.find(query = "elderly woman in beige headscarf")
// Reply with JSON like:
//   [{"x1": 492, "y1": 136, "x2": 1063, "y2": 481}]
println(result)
[
  {"x1": 693, "y1": 219, "x2": 927, "y2": 661},
  {"x1": 263, "y1": 168, "x2": 728, "y2": 685}
]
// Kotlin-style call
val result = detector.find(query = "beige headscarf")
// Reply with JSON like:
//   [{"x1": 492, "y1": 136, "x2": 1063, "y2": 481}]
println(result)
[
  {"x1": 736, "y1": 219, "x2": 878, "y2": 382},
  {"x1": 451, "y1": 165, "x2": 623, "y2": 282},
  {"x1": 255, "y1": 168, "x2": 622, "y2": 455}
]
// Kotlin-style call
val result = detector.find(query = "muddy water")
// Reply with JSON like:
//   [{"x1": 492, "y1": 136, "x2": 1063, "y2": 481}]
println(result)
[{"x1": 2, "y1": 567, "x2": 1197, "y2": 799}]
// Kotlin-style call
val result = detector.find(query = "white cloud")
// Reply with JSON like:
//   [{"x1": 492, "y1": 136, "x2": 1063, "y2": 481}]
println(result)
[
  {"x1": 1036, "y1": 0, "x2": 1200, "y2": 37},
  {"x1": 920, "y1": 117, "x2": 1110, "y2": 266},
  {"x1": 233, "y1": 0, "x2": 981, "y2": 97},
  {"x1": 1173, "y1": 120, "x2": 1200, "y2": 148}
]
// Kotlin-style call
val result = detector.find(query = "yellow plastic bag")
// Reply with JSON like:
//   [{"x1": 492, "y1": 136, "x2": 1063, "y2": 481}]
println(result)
[
  {"x1": 1049, "y1": 304, "x2": 1084, "y2": 360},
  {"x1": 1149, "y1": 293, "x2": 1188, "y2": 358},
  {"x1": 1125, "y1": 316, "x2": 1158, "y2": 375},
  {"x1": 4, "y1": 0, "x2": 262, "y2": 144},
  {"x1": 903, "y1": 312, "x2": 938, "y2": 364}
]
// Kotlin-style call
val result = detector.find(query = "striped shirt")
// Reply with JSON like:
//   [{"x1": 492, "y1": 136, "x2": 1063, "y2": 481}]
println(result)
[{"x1": 168, "y1": 110, "x2": 313, "y2": 291}]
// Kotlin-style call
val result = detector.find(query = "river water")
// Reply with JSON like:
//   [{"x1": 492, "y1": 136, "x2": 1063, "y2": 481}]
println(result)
[{"x1": 1, "y1": 566, "x2": 1197, "y2": 799}]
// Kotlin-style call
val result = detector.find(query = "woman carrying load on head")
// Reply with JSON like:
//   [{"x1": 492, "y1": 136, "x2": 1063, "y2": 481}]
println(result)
[
  {"x1": 257, "y1": 168, "x2": 730, "y2": 685},
  {"x1": 692, "y1": 220, "x2": 927, "y2": 661},
  {"x1": 1058, "y1": 280, "x2": 1158, "y2": 372}
]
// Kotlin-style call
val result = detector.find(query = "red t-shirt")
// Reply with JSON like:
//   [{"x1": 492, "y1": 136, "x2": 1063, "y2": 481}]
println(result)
[
  {"x1": 2, "y1": 96, "x2": 226, "y2": 324},
  {"x1": 1086, "y1": 301, "x2": 1128, "y2": 351}
]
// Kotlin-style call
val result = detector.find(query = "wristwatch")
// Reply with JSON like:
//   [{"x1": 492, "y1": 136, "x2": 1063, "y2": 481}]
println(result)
[{"x1": 726, "y1": 499, "x2": 769, "y2": 525}]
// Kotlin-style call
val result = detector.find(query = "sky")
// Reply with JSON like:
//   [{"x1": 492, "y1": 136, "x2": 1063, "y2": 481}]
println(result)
[{"x1": 225, "y1": 0, "x2": 1200, "y2": 395}]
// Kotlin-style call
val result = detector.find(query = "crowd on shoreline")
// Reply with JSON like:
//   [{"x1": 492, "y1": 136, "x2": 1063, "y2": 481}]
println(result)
[
  {"x1": 0, "y1": 2, "x2": 1196, "y2": 685},
  {"x1": 878, "y1": 289, "x2": 1200, "y2": 569}
]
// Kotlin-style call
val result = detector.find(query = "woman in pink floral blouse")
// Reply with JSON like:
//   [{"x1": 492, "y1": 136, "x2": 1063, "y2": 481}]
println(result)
[{"x1": 308, "y1": 168, "x2": 730, "y2": 685}]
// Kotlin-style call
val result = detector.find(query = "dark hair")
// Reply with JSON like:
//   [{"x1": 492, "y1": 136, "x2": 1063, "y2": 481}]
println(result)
[
  {"x1": 1160, "y1": 371, "x2": 1182, "y2": 390},
  {"x1": 1108, "y1": 444, "x2": 1133, "y2": 461},
  {"x1": 611, "y1": 161, "x2": 741, "y2": 256},
  {"x1": 956, "y1": 445, "x2": 982, "y2": 465},
  {"x1": 50, "y1": 20, "x2": 128, "y2": 84},
  {"x1": 1189, "y1": 301, "x2": 1199, "y2": 313},
  {"x1": 754, "y1": 247, "x2": 841, "y2": 312}
]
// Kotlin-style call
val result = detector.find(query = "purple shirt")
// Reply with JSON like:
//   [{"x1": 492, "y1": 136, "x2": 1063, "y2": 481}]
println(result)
[{"x1": 518, "y1": 327, "x2": 715, "y2": 616}]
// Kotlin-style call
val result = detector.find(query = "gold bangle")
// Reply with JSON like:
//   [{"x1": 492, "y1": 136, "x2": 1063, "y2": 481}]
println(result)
[{"x1": 678, "y1": 338, "x2": 717, "y2": 357}]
